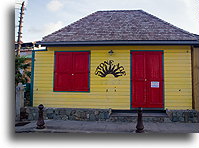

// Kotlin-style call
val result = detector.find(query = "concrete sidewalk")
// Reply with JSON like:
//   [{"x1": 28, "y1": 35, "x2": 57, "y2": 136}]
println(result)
[{"x1": 15, "y1": 120, "x2": 199, "y2": 133}]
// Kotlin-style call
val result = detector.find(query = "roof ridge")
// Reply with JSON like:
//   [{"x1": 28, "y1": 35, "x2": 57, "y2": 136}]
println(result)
[
  {"x1": 139, "y1": 10, "x2": 197, "y2": 40},
  {"x1": 96, "y1": 9, "x2": 142, "y2": 12}
]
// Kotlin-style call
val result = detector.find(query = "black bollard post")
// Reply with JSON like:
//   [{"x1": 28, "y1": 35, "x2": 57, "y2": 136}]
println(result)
[
  {"x1": 36, "y1": 104, "x2": 45, "y2": 129},
  {"x1": 136, "y1": 107, "x2": 144, "y2": 133}
]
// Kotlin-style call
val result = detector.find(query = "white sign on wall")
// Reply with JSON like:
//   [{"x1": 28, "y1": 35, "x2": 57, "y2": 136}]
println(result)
[{"x1": 151, "y1": 81, "x2": 159, "y2": 88}]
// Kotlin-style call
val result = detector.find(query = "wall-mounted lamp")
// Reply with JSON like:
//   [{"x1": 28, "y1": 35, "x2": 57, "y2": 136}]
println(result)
[{"x1": 108, "y1": 50, "x2": 114, "y2": 55}]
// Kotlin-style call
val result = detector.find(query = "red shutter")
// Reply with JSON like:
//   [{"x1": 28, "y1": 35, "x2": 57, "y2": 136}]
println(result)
[
  {"x1": 73, "y1": 52, "x2": 89, "y2": 91},
  {"x1": 54, "y1": 51, "x2": 89, "y2": 92},
  {"x1": 54, "y1": 52, "x2": 73, "y2": 91}
]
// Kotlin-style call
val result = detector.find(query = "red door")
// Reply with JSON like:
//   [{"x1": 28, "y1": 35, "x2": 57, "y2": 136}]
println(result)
[{"x1": 131, "y1": 51, "x2": 163, "y2": 108}]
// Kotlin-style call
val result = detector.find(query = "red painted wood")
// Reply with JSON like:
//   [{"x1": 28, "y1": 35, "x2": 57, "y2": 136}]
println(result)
[
  {"x1": 132, "y1": 52, "x2": 147, "y2": 107},
  {"x1": 146, "y1": 52, "x2": 163, "y2": 108},
  {"x1": 73, "y1": 52, "x2": 89, "y2": 91},
  {"x1": 54, "y1": 52, "x2": 89, "y2": 91},
  {"x1": 131, "y1": 51, "x2": 163, "y2": 108},
  {"x1": 54, "y1": 52, "x2": 73, "y2": 91}
]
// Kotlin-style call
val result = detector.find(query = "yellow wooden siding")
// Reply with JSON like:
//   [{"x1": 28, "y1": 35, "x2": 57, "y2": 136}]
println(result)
[
  {"x1": 164, "y1": 48, "x2": 192, "y2": 109},
  {"x1": 33, "y1": 46, "x2": 192, "y2": 110}
]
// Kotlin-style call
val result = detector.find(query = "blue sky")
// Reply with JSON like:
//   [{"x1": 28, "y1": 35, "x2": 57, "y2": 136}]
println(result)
[{"x1": 15, "y1": 0, "x2": 199, "y2": 42}]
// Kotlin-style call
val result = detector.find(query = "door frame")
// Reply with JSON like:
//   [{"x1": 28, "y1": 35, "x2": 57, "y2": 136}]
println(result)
[{"x1": 130, "y1": 50, "x2": 165, "y2": 110}]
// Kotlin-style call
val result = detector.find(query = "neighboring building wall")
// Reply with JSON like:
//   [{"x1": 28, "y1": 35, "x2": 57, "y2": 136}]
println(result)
[
  {"x1": 193, "y1": 47, "x2": 199, "y2": 111},
  {"x1": 32, "y1": 46, "x2": 192, "y2": 110}
]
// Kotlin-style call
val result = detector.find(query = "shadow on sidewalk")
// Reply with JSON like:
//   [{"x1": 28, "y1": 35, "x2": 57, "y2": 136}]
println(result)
[{"x1": 12, "y1": 128, "x2": 192, "y2": 142}]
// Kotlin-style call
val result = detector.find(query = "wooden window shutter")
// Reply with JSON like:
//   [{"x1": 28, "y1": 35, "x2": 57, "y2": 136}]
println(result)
[{"x1": 54, "y1": 51, "x2": 90, "y2": 92}]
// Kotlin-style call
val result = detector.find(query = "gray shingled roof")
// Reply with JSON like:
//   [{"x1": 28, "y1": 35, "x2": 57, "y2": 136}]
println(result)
[
  {"x1": 194, "y1": 34, "x2": 199, "y2": 40},
  {"x1": 42, "y1": 10, "x2": 197, "y2": 42}
]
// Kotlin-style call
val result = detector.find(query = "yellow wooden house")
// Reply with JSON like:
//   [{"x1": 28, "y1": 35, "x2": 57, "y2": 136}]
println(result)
[{"x1": 32, "y1": 10, "x2": 199, "y2": 113}]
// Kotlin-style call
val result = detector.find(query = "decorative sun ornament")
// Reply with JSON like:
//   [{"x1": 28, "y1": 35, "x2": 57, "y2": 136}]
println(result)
[{"x1": 95, "y1": 60, "x2": 126, "y2": 78}]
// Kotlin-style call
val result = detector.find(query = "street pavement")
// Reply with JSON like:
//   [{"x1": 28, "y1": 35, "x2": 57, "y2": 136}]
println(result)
[{"x1": 15, "y1": 120, "x2": 199, "y2": 133}]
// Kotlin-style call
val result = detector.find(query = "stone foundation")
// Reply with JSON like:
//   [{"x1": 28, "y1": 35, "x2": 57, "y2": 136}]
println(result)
[
  {"x1": 166, "y1": 109, "x2": 199, "y2": 123},
  {"x1": 20, "y1": 107, "x2": 199, "y2": 123},
  {"x1": 20, "y1": 107, "x2": 111, "y2": 121}
]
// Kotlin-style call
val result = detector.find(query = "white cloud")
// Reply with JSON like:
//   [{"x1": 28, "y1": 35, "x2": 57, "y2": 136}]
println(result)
[
  {"x1": 23, "y1": 21, "x2": 65, "y2": 42},
  {"x1": 44, "y1": 21, "x2": 65, "y2": 35},
  {"x1": 47, "y1": 0, "x2": 64, "y2": 12}
]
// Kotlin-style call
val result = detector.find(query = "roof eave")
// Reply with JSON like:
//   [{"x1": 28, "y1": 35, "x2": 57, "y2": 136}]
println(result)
[{"x1": 36, "y1": 40, "x2": 199, "y2": 47}]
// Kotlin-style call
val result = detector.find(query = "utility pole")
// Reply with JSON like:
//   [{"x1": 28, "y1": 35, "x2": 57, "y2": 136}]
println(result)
[{"x1": 16, "y1": 1, "x2": 25, "y2": 57}]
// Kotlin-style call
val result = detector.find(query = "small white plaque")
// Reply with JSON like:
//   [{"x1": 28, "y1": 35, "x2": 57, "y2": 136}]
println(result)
[{"x1": 151, "y1": 81, "x2": 159, "y2": 88}]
